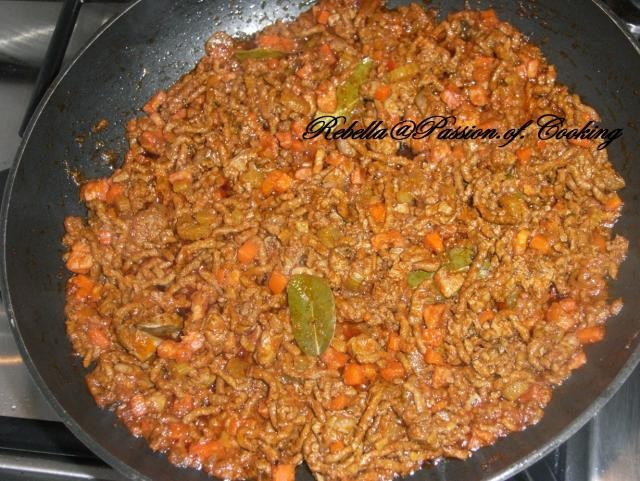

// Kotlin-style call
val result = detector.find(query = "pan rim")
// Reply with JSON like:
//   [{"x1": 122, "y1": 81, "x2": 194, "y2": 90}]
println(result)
[
  {"x1": 1, "y1": 1, "x2": 638, "y2": 481},
  {"x1": 1, "y1": 3, "x2": 156, "y2": 481}
]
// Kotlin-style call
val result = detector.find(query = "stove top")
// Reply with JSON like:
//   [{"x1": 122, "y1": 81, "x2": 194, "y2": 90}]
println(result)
[{"x1": 0, "y1": 1, "x2": 638, "y2": 481}]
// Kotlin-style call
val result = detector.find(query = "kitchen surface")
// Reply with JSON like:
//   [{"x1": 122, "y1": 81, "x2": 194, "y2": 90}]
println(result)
[{"x1": 0, "y1": 1, "x2": 638, "y2": 480}]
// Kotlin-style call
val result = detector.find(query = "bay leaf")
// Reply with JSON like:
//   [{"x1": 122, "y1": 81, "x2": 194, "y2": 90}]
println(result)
[
  {"x1": 407, "y1": 270, "x2": 434, "y2": 289},
  {"x1": 287, "y1": 274, "x2": 336, "y2": 356}
]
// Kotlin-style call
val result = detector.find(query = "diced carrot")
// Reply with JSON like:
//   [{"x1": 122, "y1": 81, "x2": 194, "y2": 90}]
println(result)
[
  {"x1": 477, "y1": 118, "x2": 499, "y2": 130},
  {"x1": 157, "y1": 340, "x2": 179, "y2": 360},
  {"x1": 526, "y1": 58, "x2": 539, "y2": 78},
  {"x1": 536, "y1": 139, "x2": 548, "y2": 151},
  {"x1": 424, "y1": 349, "x2": 445, "y2": 365},
  {"x1": 430, "y1": 142, "x2": 452, "y2": 163},
  {"x1": 326, "y1": 151, "x2": 347, "y2": 167},
  {"x1": 296, "y1": 63, "x2": 313, "y2": 79},
  {"x1": 603, "y1": 193, "x2": 623, "y2": 211},
  {"x1": 518, "y1": 383, "x2": 551, "y2": 405},
  {"x1": 256, "y1": 400, "x2": 269, "y2": 418},
  {"x1": 168, "y1": 170, "x2": 192, "y2": 185},
  {"x1": 387, "y1": 333, "x2": 401, "y2": 351},
  {"x1": 540, "y1": 218, "x2": 558, "y2": 235},
  {"x1": 268, "y1": 271, "x2": 288, "y2": 294},
  {"x1": 371, "y1": 49, "x2": 384, "y2": 61},
  {"x1": 319, "y1": 44, "x2": 337, "y2": 64},
  {"x1": 68, "y1": 275, "x2": 96, "y2": 301},
  {"x1": 568, "y1": 138, "x2": 593, "y2": 149},
  {"x1": 87, "y1": 326, "x2": 110, "y2": 349},
  {"x1": 480, "y1": 9, "x2": 499, "y2": 28},
  {"x1": 96, "y1": 230, "x2": 112, "y2": 245},
  {"x1": 380, "y1": 361, "x2": 405, "y2": 381},
  {"x1": 576, "y1": 325, "x2": 605, "y2": 344},
  {"x1": 238, "y1": 239, "x2": 260, "y2": 264},
  {"x1": 516, "y1": 147, "x2": 532, "y2": 163},
  {"x1": 512, "y1": 229, "x2": 530, "y2": 255},
  {"x1": 441, "y1": 85, "x2": 463, "y2": 110},
  {"x1": 76, "y1": 305, "x2": 96, "y2": 321},
  {"x1": 424, "y1": 232, "x2": 445, "y2": 253},
  {"x1": 457, "y1": 109, "x2": 480, "y2": 128},
  {"x1": 329, "y1": 441, "x2": 344, "y2": 453},
  {"x1": 256, "y1": 34, "x2": 296, "y2": 53},
  {"x1": 80, "y1": 179, "x2": 109, "y2": 202},
  {"x1": 473, "y1": 56, "x2": 494, "y2": 83},
  {"x1": 167, "y1": 422, "x2": 189, "y2": 440},
  {"x1": 189, "y1": 440, "x2": 223, "y2": 461},
  {"x1": 138, "y1": 130, "x2": 165, "y2": 155},
  {"x1": 138, "y1": 418, "x2": 155, "y2": 438},
  {"x1": 431, "y1": 365, "x2": 451, "y2": 388},
  {"x1": 468, "y1": 85, "x2": 489, "y2": 106},
  {"x1": 362, "y1": 363, "x2": 378, "y2": 381},
  {"x1": 171, "y1": 394, "x2": 194, "y2": 417},
  {"x1": 66, "y1": 241, "x2": 93, "y2": 274},
  {"x1": 546, "y1": 299, "x2": 578, "y2": 322},
  {"x1": 215, "y1": 265, "x2": 228, "y2": 285},
  {"x1": 374, "y1": 84, "x2": 392, "y2": 102},
  {"x1": 579, "y1": 109, "x2": 599, "y2": 124},
  {"x1": 292, "y1": 120, "x2": 307, "y2": 139},
  {"x1": 212, "y1": 187, "x2": 229, "y2": 200},
  {"x1": 563, "y1": 298, "x2": 579, "y2": 312},
  {"x1": 126, "y1": 118, "x2": 138, "y2": 133},
  {"x1": 260, "y1": 132, "x2": 278, "y2": 159},
  {"x1": 261, "y1": 170, "x2": 293, "y2": 195},
  {"x1": 546, "y1": 298, "x2": 578, "y2": 330},
  {"x1": 430, "y1": 399, "x2": 448, "y2": 412},
  {"x1": 129, "y1": 394, "x2": 147, "y2": 417},
  {"x1": 423, "y1": 303, "x2": 447, "y2": 328},
  {"x1": 371, "y1": 230, "x2": 404, "y2": 250},
  {"x1": 226, "y1": 415, "x2": 242, "y2": 436},
  {"x1": 231, "y1": 417, "x2": 254, "y2": 437},
  {"x1": 529, "y1": 234, "x2": 550, "y2": 254},
  {"x1": 343, "y1": 363, "x2": 366, "y2": 385},
  {"x1": 294, "y1": 168, "x2": 313, "y2": 180},
  {"x1": 158, "y1": 339, "x2": 198, "y2": 362},
  {"x1": 478, "y1": 309, "x2": 495, "y2": 323},
  {"x1": 148, "y1": 112, "x2": 164, "y2": 128},
  {"x1": 272, "y1": 464, "x2": 296, "y2": 481},
  {"x1": 328, "y1": 394, "x2": 350, "y2": 410},
  {"x1": 553, "y1": 199, "x2": 567, "y2": 212},
  {"x1": 105, "y1": 183, "x2": 124, "y2": 204},
  {"x1": 171, "y1": 108, "x2": 187, "y2": 120},
  {"x1": 341, "y1": 324, "x2": 361, "y2": 340},
  {"x1": 351, "y1": 166, "x2": 365, "y2": 185},
  {"x1": 517, "y1": 55, "x2": 540, "y2": 79},
  {"x1": 320, "y1": 347, "x2": 349, "y2": 370},
  {"x1": 143, "y1": 90, "x2": 166, "y2": 114},
  {"x1": 276, "y1": 131, "x2": 293, "y2": 149},
  {"x1": 368, "y1": 203, "x2": 386, "y2": 223},
  {"x1": 521, "y1": 178, "x2": 537, "y2": 196},
  {"x1": 290, "y1": 140, "x2": 305, "y2": 152},
  {"x1": 316, "y1": 9, "x2": 330, "y2": 25},
  {"x1": 422, "y1": 328, "x2": 444, "y2": 348},
  {"x1": 568, "y1": 350, "x2": 587, "y2": 370},
  {"x1": 591, "y1": 231, "x2": 607, "y2": 252}
]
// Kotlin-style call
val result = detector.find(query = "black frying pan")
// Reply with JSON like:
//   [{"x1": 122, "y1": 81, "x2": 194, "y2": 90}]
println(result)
[{"x1": 2, "y1": 1, "x2": 639, "y2": 481}]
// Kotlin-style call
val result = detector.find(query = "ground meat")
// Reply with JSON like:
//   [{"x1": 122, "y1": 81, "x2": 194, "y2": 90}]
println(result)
[{"x1": 62, "y1": 1, "x2": 628, "y2": 480}]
